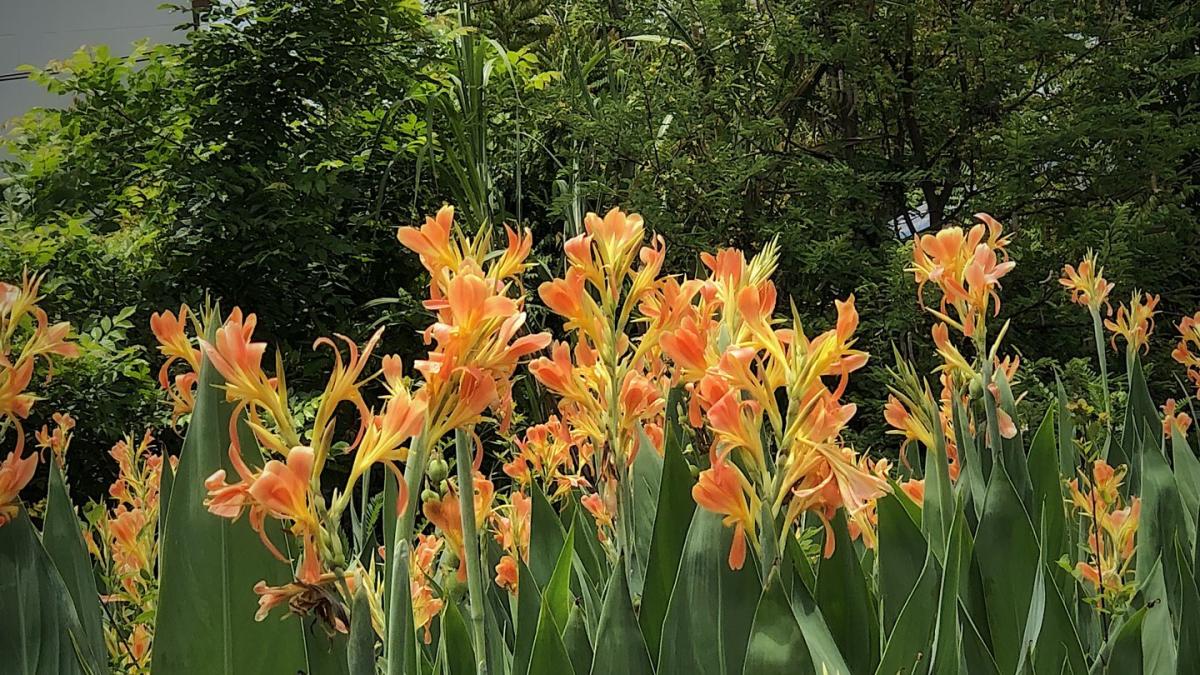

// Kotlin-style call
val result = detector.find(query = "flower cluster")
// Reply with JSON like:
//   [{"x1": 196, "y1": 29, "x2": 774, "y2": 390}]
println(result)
[
  {"x1": 1067, "y1": 460, "x2": 1139, "y2": 605},
  {"x1": 530, "y1": 208, "x2": 678, "y2": 555},
  {"x1": 910, "y1": 213, "x2": 1014, "y2": 339},
  {"x1": 0, "y1": 271, "x2": 78, "y2": 526},
  {"x1": 660, "y1": 243, "x2": 886, "y2": 567},
  {"x1": 1059, "y1": 251, "x2": 1114, "y2": 313},
  {"x1": 1173, "y1": 312, "x2": 1200, "y2": 398},
  {"x1": 889, "y1": 215, "x2": 1021, "y2": 479},
  {"x1": 1105, "y1": 292, "x2": 1159, "y2": 355},
  {"x1": 85, "y1": 432, "x2": 176, "y2": 672}
]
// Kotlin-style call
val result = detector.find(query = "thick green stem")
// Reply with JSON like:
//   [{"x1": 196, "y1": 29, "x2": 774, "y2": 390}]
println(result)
[
  {"x1": 455, "y1": 428, "x2": 489, "y2": 675},
  {"x1": 1089, "y1": 308, "x2": 1113, "y2": 433},
  {"x1": 385, "y1": 431, "x2": 429, "y2": 675}
]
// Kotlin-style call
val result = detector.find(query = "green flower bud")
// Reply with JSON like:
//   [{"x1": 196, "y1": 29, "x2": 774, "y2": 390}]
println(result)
[{"x1": 427, "y1": 456, "x2": 449, "y2": 482}]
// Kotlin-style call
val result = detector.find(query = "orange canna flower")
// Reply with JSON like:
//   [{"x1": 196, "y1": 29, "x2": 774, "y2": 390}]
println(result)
[
  {"x1": 1163, "y1": 399, "x2": 1192, "y2": 438},
  {"x1": 1105, "y1": 292, "x2": 1159, "y2": 355},
  {"x1": 424, "y1": 473, "x2": 495, "y2": 581},
  {"x1": 248, "y1": 445, "x2": 317, "y2": 530},
  {"x1": 202, "y1": 308, "x2": 268, "y2": 399},
  {"x1": 0, "y1": 447, "x2": 38, "y2": 526},
  {"x1": 1059, "y1": 251, "x2": 1114, "y2": 312},
  {"x1": 909, "y1": 213, "x2": 1013, "y2": 337},
  {"x1": 900, "y1": 479, "x2": 926, "y2": 505},
  {"x1": 692, "y1": 448, "x2": 758, "y2": 570},
  {"x1": 1174, "y1": 312, "x2": 1200, "y2": 397},
  {"x1": 495, "y1": 555, "x2": 519, "y2": 593},
  {"x1": 396, "y1": 205, "x2": 461, "y2": 277},
  {"x1": 581, "y1": 487, "x2": 617, "y2": 543}
]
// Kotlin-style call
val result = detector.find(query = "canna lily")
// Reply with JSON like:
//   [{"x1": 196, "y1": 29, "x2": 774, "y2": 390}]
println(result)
[
  {"x1": 692, "y1": 447, "x2": 759, "y2": 570},
  {"x1": 909, "y1": 213, "x2": 1013, "y2": 338},
  {"x1": 424, "y1": 473, "x2": 496, "y2": 581},
  {"x1": 1105, "y1": 292, "x2": 1159, "y2": 354},
  {"x1": 1175, "y1": 312, "x2": 1200, "y2": 397},
  {"x1": 0, "y1": 447, "x2": 37, "y2": 526},
  {"x1": 1163, "y1": 399, "x2": 1192, "y2": 438},
  {"x1": 1060, "y1": 251, "x2": 1114, "y2": 312}
]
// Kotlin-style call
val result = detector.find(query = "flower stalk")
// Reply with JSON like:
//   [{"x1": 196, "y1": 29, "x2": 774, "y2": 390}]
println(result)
[{"x1": 455, "y1": 428, "x2": 489, "y2": 674}]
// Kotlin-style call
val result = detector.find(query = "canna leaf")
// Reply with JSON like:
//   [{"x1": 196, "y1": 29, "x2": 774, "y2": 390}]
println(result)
[
  {"x1": 743, "y1": 569, "x2": 815, "y2": 675},
  {"x1": 562, "y1": 604, "x2": 592, "y2": 675},
  {"x1": 658, "y1": 508, "x2": 761, "y2": 675},
  {"x1": 441, "y1": 599, "x2": 476, "y2": 675},
  {"x1": 1171, "y1": 428, "x2": 1200, "y2": 538},
  {"x1": 878, "y1": 493, "x2": 928, "y2": 630},
  {"x1": 628, "y1": 428, "x2": 663, "y2": 596},
  {"x1": 637, "y1": 424, "x2": 696, "y2": 660},
  {"x1": 1104, "y1": 606, "x2": 1146, "y2": 674},
  {"x1": 0, "y1": 508, "x2": 95, "y2": 675},
  {"x1": 784, "y1": 536, "x2": 850, "y2": 675},
  {"x1": 817, "y1": 511, "x2": 879, "y2": 674},
  {"x1": 530, "y1": 481, "x2": 567, "y2": 588},
  {"x1": 975, "y1": 462, "x2": 1038, "y2": 674},
  {"x1": 152, "y1": 354, "x2": 308, "y2": 674},
  {"x1": 41, "y1": 461, "x2": 106, "y2": 671},
  {"x1": 929, "y1": 505, "x2": 968, "y2": 675},
  {"x1": 511, "y1": 560, "x2": 542, "y2": 675},
  {"x1": 590, "y1": 559, "x2": 653, "y2": 675},
  {"x1": 526, "y1": 600, "x2": 575, "y2": 675},
  {"x1": 876, "y1": 548, "x2": 938, "y2": 675}
]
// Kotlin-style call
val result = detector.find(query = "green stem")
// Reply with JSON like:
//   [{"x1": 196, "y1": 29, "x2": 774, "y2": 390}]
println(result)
[
  {"x1": 455, "y1": 428, "x2": 489, "y2": 675},
  {"x1": 1089, "y1": 307, "x2": 1113, "y2": 434},
  {"x1": 385, "y1": 430, "x2": 429, "y2": 675}
]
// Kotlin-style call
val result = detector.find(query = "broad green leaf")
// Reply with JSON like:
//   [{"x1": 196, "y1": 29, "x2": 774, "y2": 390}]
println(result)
[
  {"x1": 1138, "y1": 445, "x2": 1188, "y2": 673},
  {"x1": 590, "y1": 559, "x2": 653, "y2": 675},
  {"x1": 878, "y1": 493, "x2": 928, "y2": 629},
  {"x1": 563, "y1": 604, "x2": 592, "y2": 675},
  {"x1": 0, "y1": 508, "x2": 94, "y2": 675},
  {"x1": 440, "y1": 600, "x2": 475, "y2": 675},
  {"x1": 1028, "y1": 407, "x2": 1072, "y2": 598},
  {"x1": 929, "y1": 506, "x2": 968, "y2": 675},
  {"x1": 1172, "y1": 429, "x2": 1200, "y2": 538},
  {"x1": 991, "y1": 368, "x2": 1032, "y2": 505},
  {"x1": 1105, "y1": 607, "x2": 1146, "y2": 674},
  {"x1": 348, "y1": 585, "x2": 377, "y2": 675},
  {"x1": 975, "y1": 463, "x2": 1038, "y2": 674},
  {"x1": 637, "y1": 427, "x2": 696, "y2": 659},
  {"x1": 959, "y1": 607, "x2": 1000, "y2": 675},
  {"x1": 628, "y1": 429, "x2": 663, "y2": 596},
  {"x1": 1032, "y1": 564, "x2": 1087, "y2": 675},
  {"x1": 545, "y1": 525, "x2": 576, "y2": 633},
  {"x1": 924, "y1": 416, "x2": 954, "y2": 559},
  {"x1": 817, "y1": 511, "x2": 879, "y2": 674},
  {"x1": 511, "y1": 560, "x2": 542, "y2": 675},
  {"x1": 41, "y1": 461, "x2": 106, "y2": 671},
  {"x1": 658, "y1": 508, "x2": 761, "y2": 675},
  {"x1": 527, "y1": 600, "x2": 575, "y2": 675},
  {"x1": 530, "y1": 482, "x2": 567, "y2": 588},
  {"x1": 1175, "y1": 541, "x2": 1200, "y2": 674},
  {"x1": 876, "y1": 549, "x2": 938, "y2": 675},
  {"x1": 743, "y1": 569, "x2": 815, "y2": 675},
  {"x1": 152, "y1": 356, "x2": 308, "y2": 674},
  {"x1": 784, "y1": 537, "x2": 850, "y2": 675},
  {"x1": 952, "y1": 396, "x2": 987, "y2": 514}
]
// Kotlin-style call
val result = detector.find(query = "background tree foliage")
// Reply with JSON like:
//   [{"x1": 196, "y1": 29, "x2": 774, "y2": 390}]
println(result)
[{"x1": 3, "y1": 0, "x2": 1199, "y2": 496}]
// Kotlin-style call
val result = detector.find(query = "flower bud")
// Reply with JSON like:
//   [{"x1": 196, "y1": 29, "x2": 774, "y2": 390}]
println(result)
[{"x1": 426, "y1": 456, "x2": 449, "y2": 482}]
